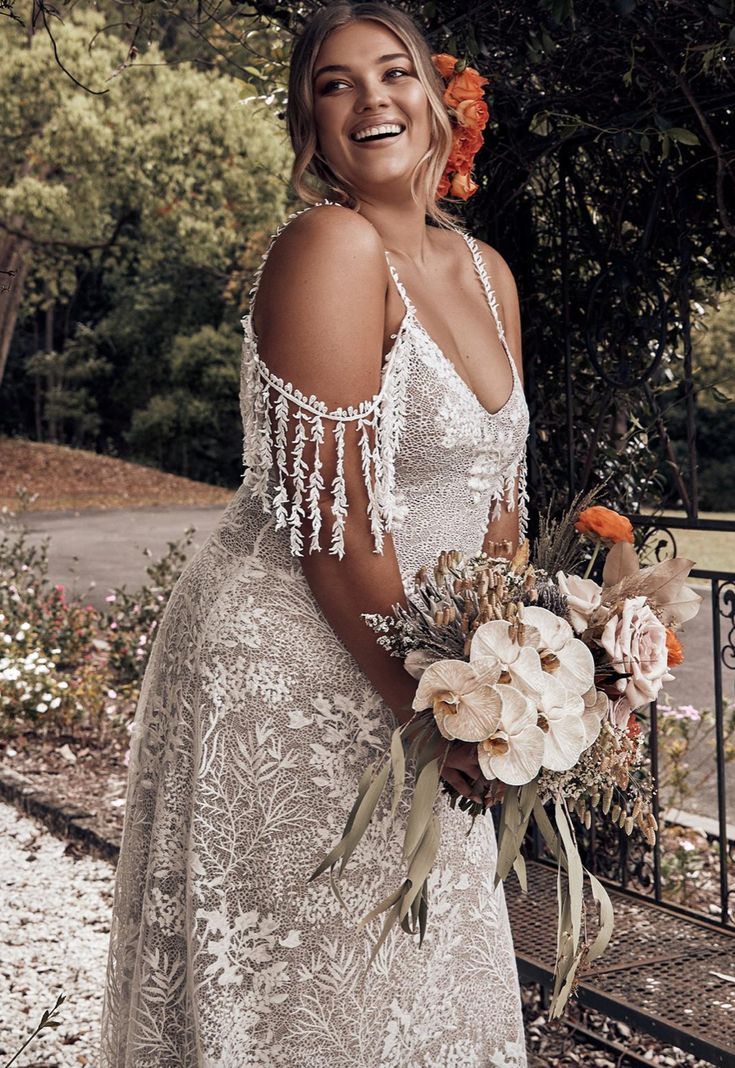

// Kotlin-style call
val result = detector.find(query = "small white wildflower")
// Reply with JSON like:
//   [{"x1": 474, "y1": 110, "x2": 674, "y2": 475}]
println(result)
[
  {"x1": 49, "y1": 696, "x2": 61, "y2": 709},
  {"x1": 36, "y1": 702, "x2": 48, "y2": 713}
]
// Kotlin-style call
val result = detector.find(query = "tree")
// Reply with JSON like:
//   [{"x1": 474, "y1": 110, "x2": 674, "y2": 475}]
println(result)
[
  {"x1": 0, "y1": 4, "x2": 292, "y2": 394},
  {"x1": 126, "y1": 323, "x2": 244, "y2": 484}
]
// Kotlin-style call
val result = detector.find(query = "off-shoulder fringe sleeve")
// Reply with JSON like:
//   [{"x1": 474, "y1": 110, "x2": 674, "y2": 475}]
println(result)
[{"x1": 239, "y1": 313, "x2": 409, "y2": 560}]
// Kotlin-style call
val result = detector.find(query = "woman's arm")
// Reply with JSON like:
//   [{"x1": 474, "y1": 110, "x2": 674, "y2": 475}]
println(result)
[{"x1": 253, "y1": 205, "x2": 418, "y2": 724}]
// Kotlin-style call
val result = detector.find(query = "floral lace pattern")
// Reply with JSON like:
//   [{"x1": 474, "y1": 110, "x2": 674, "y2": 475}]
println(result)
[{"x1": 100, "y1": 201, "x2": 530, "y2": 1066}]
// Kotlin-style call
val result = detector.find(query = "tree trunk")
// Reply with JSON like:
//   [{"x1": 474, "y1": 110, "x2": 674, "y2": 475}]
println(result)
[{"x1": 0, "y1": 232, "x2": 31, "y2": 391}]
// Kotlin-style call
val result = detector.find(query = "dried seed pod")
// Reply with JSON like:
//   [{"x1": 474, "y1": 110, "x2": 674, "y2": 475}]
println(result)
[
  {"x1": 602, "y1": 787, "x2": 613, "y2": 814},
  {"x1": 591, "y1": 790, "x2": 601, "y2": 809},
  {"x1": 646, "y1": 812, "x2": 658, "y2": 831},
  {"x1": 618, "y1": 807, "x2": 628, "y2": 828},
  {"x1": 632, "y1": 796, "x2": 642, "y2": 820},
  {"x1": 584, "y1": 809, "x2": 592, "y2": 830},
  {"x1": 624, "y1": 816, "x2": 635, "y2": 836},
  {"x1": 611, "y1": 803, "x2": 621, "y2": 823}
]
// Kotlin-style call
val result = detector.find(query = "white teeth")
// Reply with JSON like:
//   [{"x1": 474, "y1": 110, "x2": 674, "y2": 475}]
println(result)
[{"x1": 352, "y1": 123, "x2": 404, "y2": 142}]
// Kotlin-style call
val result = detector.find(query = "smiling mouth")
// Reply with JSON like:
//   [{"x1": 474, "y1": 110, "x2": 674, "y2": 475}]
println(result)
[{"x1": 350, "y1": 123, "x2": 406, "y2": 144}]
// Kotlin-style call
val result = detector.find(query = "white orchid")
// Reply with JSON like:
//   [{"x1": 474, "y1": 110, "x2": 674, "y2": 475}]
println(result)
[
  {"x1": 581, "y1": 685, "x2": 609, "y2": 748},
  {"x1": 537, "y1": 673, "x2": 588, "y2": 771},
  {"x1": 477, "y1": 684, "x2": 546, "y2": 785},
  {"x1": 412, "y1": 659, "x2": 503, "y2": 742},
  {"x1": 469, "y1": 619, "x2": 547, "y2": 701},
  {"x1": 521, "y1": 605, "x2": 596, "y2": 698}
]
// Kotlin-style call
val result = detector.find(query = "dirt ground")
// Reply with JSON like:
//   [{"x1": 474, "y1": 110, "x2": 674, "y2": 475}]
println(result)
[{"x1": 0, "y1": 437, "x2": 233, "y2": 512}]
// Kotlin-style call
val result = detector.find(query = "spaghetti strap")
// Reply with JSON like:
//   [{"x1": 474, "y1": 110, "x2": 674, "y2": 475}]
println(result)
[
  {"x1": 384, "y1": 251, "x2": 416, "y2": 322},
  {"x1": 459, "y1": 232, "x2": 518, "y2": 379}
]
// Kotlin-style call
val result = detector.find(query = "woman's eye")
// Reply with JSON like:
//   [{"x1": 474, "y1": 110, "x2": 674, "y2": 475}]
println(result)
[
  {"x1": 385, "y1": 68, "x2": 410, "y2": 79},
  {"x1": 321, "y1": 79, "x2": 349, "y2": 93}
]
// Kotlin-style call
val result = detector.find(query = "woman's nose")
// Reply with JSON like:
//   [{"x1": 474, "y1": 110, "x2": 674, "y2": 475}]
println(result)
[{"x1": 354, "y1": 77, "x2": 391, "y2": 111}]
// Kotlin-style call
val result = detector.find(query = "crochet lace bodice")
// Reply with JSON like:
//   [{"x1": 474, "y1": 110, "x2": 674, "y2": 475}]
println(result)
[{"x1": 239, "y1": 199, "x2": 530, "y2": 581}]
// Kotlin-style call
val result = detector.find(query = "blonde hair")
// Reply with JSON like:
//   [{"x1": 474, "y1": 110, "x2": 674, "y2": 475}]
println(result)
[{"x1": 287, "y1": 0, "x2": 459, "y2": 227}]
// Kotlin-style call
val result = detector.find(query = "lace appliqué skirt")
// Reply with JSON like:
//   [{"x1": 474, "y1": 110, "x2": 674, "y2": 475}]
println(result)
[{"x1": 100, "y1": 488, "x2": 527, "y2": 1068}]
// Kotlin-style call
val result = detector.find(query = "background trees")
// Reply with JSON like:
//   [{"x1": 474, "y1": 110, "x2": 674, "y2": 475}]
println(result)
[
  {"x1": 1, "y1": 0, "x2": 733, "y2": 508},
  {"x1": 1, "y1": 4, "x2": 291, "y2": 483}
]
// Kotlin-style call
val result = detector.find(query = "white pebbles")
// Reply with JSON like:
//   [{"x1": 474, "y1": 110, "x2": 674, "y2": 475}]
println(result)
[{"x1": 0, "y1": 801, "x2": 114, "y2": 1066}]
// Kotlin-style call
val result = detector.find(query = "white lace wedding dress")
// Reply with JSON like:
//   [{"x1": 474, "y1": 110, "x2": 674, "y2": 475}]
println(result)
[{"x1": 100, "y1": 199, "x2": 531, "y2": 1067}]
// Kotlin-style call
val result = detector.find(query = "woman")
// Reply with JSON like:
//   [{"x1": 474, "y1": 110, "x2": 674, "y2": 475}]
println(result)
[{"x1": 101, "y1": 2, "x2": 530, "y2": 1065}]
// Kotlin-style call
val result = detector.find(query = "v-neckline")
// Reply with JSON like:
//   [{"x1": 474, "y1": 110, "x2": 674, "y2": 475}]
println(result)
[
  {"x1": 407, "y1": 309, "x2": 518, "y2": 419},
  {"x1": 384, "y1": 231, "x2": 519, "y2": 420}
]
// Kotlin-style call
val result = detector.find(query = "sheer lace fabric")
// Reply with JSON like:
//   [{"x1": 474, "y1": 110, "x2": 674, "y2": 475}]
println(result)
[{"x1": 100, "y1": 200, "x2": 530, "y2": 1067}]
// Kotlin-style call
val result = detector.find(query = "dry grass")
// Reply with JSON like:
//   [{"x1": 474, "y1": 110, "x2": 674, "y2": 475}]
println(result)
[{"x1": 0, "y1": 438, "x2": 234, "y2": 512}]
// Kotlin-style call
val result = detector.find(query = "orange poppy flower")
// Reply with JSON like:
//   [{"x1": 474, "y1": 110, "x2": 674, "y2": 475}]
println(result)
[
  {"x1": 575, "y1": 506, "x2": 634, "y2": 544},
  {"x1": 665, "y1": 628, "x2": 684, "y2": 667}
]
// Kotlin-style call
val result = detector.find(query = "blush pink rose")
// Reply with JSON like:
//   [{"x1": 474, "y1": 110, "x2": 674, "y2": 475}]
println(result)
[{"x1": 600, "y1": 596, "x2": 673, "y2": 709}]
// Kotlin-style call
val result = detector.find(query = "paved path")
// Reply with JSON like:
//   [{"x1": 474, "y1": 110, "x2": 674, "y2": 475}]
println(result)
[{"x1": 18, "y1": 503, "x2": 229, "y2": 610}]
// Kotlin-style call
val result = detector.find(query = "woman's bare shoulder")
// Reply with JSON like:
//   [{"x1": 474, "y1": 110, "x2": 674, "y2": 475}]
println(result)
[
  {"x1": 253, "y1": 205, "x2": 386, "y2": 331},
  {"x1": 252, "y1": 204, "x2": 390, "y2": 407}
]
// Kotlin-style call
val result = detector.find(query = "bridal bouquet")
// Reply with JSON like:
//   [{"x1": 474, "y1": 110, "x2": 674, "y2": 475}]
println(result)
[{"x1": 309, "y1": 494, "x2": 702, "y2": 1015}]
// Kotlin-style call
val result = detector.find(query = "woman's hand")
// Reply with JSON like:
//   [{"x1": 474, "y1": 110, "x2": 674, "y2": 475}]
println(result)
[{"x1": 440, "y1": 740, "x2": 495, "y2": 805}]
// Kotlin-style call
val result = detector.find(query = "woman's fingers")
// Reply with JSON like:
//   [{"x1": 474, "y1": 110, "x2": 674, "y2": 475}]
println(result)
[{"x1": 441, "y1": 766, "x2": 485, "y2": 804}]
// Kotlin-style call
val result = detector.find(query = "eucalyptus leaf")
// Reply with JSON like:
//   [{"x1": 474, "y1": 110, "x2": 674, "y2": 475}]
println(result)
[
  {"x1": 338, "y1": 760, "x2": 392, "y2": 877},
  {"x1": 400, "y1": 815, "x2": 441, "y2": 921},
  {"x1": 587, "y1": 871, "x2": 615, "y2": 961},
  {"x1": 308, "y1": 763, "x2": 375, "y2": 882},
  {"x1": 418, "y1": 879, "x2": 429, "y2": 947},
  {"x1": 356, "y1": 881, "x2": 407, "y2": 930},
  {"x1": 555, "y1": 797, "x2": 584, "y2": 951},
  {"x1": 362, "y1": 897, "x2": 402, "y2": 974},
  {"x1": 403, "y1": 757, "x2": 440, "y2": 860},
  {"x1": 390, "y1": 725, "x2": 406, "y2": 821},
  {"x1": 512, "y1": 850, "x2": 528, "y2": 892}
]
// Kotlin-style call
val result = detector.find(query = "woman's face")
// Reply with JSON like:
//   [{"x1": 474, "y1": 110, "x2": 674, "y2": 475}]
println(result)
[{"x1": 312, "y1": 19, "x2": 433, "y2": 201}]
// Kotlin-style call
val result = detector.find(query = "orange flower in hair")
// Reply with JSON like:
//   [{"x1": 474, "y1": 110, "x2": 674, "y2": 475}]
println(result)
[
  {"x1": 432, "y1": 52, "x2": 458, "y2": 80},
  {"x1": 450, "y1": 172, "x2": 479, "y2": 199},
  {"x1": 444, "y1": 67, "x2": 489, "y2": 108},
  {"x1": 456, "y1": 98, "x2": 490, "y2": 130},
  {"x1": 432, "y1": 52, "x2": 489, "y2": 202},
  {"x1": 575, "y1": 506, "x2": 635, "y2": 545}
]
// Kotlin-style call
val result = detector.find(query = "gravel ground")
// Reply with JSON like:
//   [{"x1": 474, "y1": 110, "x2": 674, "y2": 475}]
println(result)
[
  {"x1": 0, "y1": 801, "x2": 723, "y2": 1068},
  {"x1": 0, "y1": 802, "x2": 112, "y2": 1067}
]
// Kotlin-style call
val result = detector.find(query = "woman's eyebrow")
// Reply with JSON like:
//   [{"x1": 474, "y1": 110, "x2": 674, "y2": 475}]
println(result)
[{"x1": 314, "y1": 52, "x2": 411, "y2": 80}]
